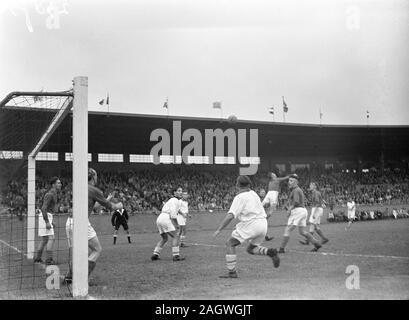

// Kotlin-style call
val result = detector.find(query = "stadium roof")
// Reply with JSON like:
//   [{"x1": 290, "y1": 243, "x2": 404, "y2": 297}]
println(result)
[{"x1": 1, "y1": 108, "x2": 409, "y2": 163}]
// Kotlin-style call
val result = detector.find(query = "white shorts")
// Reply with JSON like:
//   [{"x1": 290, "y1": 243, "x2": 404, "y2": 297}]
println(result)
[
  {"x1": 176, "y1": 214, "x2": 186, "y2": 226},
  {"x1": 156, "y1": 213, "x2": 176, "y2": 234},
  {"x1": 262, "y1": 191, "x2": 278, "y2": 207},
  {"x1": 309, "y1": 207, "x2": 323, "y2": 225},
  {"x1": 348, "y1": 211, "x2": 356, "y2": 220},
  {"x1": 66, "y1": 217, "x2": 73, "y2": 247},
  {"x1": 38, "y1": 211, "x2": 54, "y2": 237},
  {"x1": 65, "y1": 217, "x2": 97, "y2": 244},
  {"x1": 288, "y1": 207, "x2": 308, "y2": 227},
  {"x1": 88, "y1": 221, "x2": 97, "y2": 240},
  {"x1": 231, "y1": 218, "x2": 267, "y2": 246}
]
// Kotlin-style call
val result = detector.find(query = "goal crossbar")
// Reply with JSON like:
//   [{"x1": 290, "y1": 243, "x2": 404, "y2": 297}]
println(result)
[{"x1": 28, "y1": 96, "x2": 73, "y2": 158}]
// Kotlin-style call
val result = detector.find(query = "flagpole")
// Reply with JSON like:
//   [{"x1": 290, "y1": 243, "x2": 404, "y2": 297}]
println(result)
[
  {"x1": 165, "y1": 97, "x2": 169, "y2": 117},
  {"x1": 366, "y1": 110, "x2": 369, "y2": 127},
  {"x1": 282, "y1": 96, "x2": 286, "y2": 123},
  {"x1": 319, "y1": 107, "x2": 322, "y2": 126},
  {"x1": 106, "y1": 92, "x2": 110, "y2": 117}
]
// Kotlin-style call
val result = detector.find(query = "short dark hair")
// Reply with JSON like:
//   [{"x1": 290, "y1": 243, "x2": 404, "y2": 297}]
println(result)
[
  {"x1": 173, "y1": 187, "x2": 183, "y2": 194},
  {"x1": 237, "y1": 175, "x2": 251, "y2": 188},
  {"x1": 50, "y1": 176, "x2": 60, "y2": 186}
]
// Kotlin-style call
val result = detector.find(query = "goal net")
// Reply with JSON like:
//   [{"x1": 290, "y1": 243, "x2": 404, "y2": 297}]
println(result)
[{"x1": 0, "y1": 77, "x2": 88, "y2": 299}]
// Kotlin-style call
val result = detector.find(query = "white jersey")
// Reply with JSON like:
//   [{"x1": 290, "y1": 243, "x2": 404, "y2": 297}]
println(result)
[
  {"x1": 347, "y1": 201, "x2": 356, "y2": 215},
  {"x1": 179, "y1": 200, "x2": 189, "y2": 216},
  {"x1": 228, "y1": 190, "x2": 267, "y2": 222},
  {"x1": 161, "y1": 197, "x2": 181, "y2": 219}
]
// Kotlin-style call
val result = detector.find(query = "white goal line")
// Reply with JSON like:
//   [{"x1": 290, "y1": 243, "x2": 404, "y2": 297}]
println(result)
[{"x1": 187, "y1": 242, "x2": 409, "y2": 261}]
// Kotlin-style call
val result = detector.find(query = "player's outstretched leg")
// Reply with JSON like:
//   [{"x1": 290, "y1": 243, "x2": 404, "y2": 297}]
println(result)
[
  {"x1": 151, "y1": 233, "x2": 168, "y2": 260},
  {"x1": 300, "y1": 224, "x2": 315, "y2": 245},
  {"x1": 219, "y1": 238, "x2": 240, "y2": 278},
  {"x1": 315, "y1": 226, "x2": 329, "y2": 244},
  {"x1": 247, "y1": 244, "x2": 280, "y2": 268},
  {"x1": 299, "y1": 227, "x2": 321, "y2": 252},
  {"x1": 34, "y1": 237, "x2": 48, "y2": 263}
]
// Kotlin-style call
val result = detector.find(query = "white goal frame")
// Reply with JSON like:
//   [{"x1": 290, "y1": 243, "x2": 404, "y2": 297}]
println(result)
[{"x1": 1, "y1": 76, "x2": 89, "y2": 298}]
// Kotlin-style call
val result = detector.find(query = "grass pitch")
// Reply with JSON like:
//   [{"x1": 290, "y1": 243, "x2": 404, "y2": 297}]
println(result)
[{"x1": 1, "y1": 211, "x2": 408, "y2": 299}]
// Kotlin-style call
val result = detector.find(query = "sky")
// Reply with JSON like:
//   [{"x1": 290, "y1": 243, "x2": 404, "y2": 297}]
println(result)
[{"x1": 0, "y1": 0, "x2": 408, "y2": 125}]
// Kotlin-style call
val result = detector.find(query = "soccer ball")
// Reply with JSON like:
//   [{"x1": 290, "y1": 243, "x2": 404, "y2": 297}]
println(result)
[{"x1": 227, "y1": 115, "x2": 238, "y2": 123}]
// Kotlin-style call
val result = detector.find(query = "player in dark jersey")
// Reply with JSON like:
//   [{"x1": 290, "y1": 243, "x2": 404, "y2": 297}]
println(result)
[
  {"x1": 111, "y1": 201, "x2": 131, "y2": 244},
  {"x1": 14, "y1": 194, "x2": 24, "y2": 221},
  {"x1": 278, "y1": 174, "x2": 322, "y2": 253},
  {"x1": 64, "y1": 168, "x2": 122, "y2": 284},
  {"x1": 300, "y1": 182, "x2": 329, "y2": 246},
  {"x1": 328, "y1": 194, "x2": 336, "y2": 221},
  {"x1": 34, "y1": 177, "x2": 61, "y2": 265}
]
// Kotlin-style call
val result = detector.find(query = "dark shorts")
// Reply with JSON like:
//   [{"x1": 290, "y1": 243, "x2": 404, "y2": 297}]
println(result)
[{"x1": 115, "y1": 221, "x2": 129, "y2": 231}]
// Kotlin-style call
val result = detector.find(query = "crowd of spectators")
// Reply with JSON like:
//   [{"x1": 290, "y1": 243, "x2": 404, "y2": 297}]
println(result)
[
  {"x1": 1, "y1": 166, "x2": 409, "y2": 216},
  {"x1": 327, "y1": 207, "x2": 409, "y2": 223}
]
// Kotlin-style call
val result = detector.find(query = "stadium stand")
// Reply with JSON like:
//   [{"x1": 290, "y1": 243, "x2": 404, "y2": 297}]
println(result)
[{"x1": 2, "y1": 167, "x2": 408, "y2": 220}]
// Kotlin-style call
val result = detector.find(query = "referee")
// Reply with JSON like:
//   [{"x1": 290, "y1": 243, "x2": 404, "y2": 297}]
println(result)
[{"x1": 111, "y1": 201, "x2": 131, "y2": 244}]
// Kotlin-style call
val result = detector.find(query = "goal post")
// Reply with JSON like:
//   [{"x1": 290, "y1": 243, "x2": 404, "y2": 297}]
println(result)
[{"x1": 72, "y1": 76, "x2": 89, "y2": 297}]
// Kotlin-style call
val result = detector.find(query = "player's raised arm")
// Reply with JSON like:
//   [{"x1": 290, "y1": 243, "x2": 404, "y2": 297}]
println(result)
[
  {"x1": 92, "y1": 188, "x2": 122, "y2": 212},
  {"x1": 214, "y1": 194, "x2": 242, "y2": 237},
  {"x1": 275, "y1": 175, "x2": 291, "y2": 182},
  {"x1": 213, "y1": 212, "x2": 235, "y2": 238}
]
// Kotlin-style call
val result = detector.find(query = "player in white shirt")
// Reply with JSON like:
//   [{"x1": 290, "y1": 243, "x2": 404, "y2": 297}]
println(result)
[
  {"x1": 346, "y1": 197, "x2": 356, "y2": 230},
  {"x1": 213, "y1": 175, "x2": 280, "y2": 278},
  {"x1": 151, "y1": 187, "x2": 185, "y2": 261},
  {"x1": 178, "y1": 191, "x2": 191, "y2": 247}
]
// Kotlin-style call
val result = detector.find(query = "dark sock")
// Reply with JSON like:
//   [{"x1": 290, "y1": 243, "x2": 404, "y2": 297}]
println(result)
[
  {"x1": 113, "y1": 236, "x2": 117, "y2": 245},
  {"x1": 88, "y1": 261, "x2": 96, "y2": 276},
  {"x1": 35, "y1": 250, "x2": 43, "y2": 260},
  {"x1": 127, "y1": 236, "x2": 131, "y2": 243},
  {"x1": 316, "y1": 229, "x2": 328, "y2": 241},
  {"x1": 305, "y1": 233, "x2": 321, "y2": 247},
  {"x1": 46, "y1": 250, "x2": 53, "y2": 261}
]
